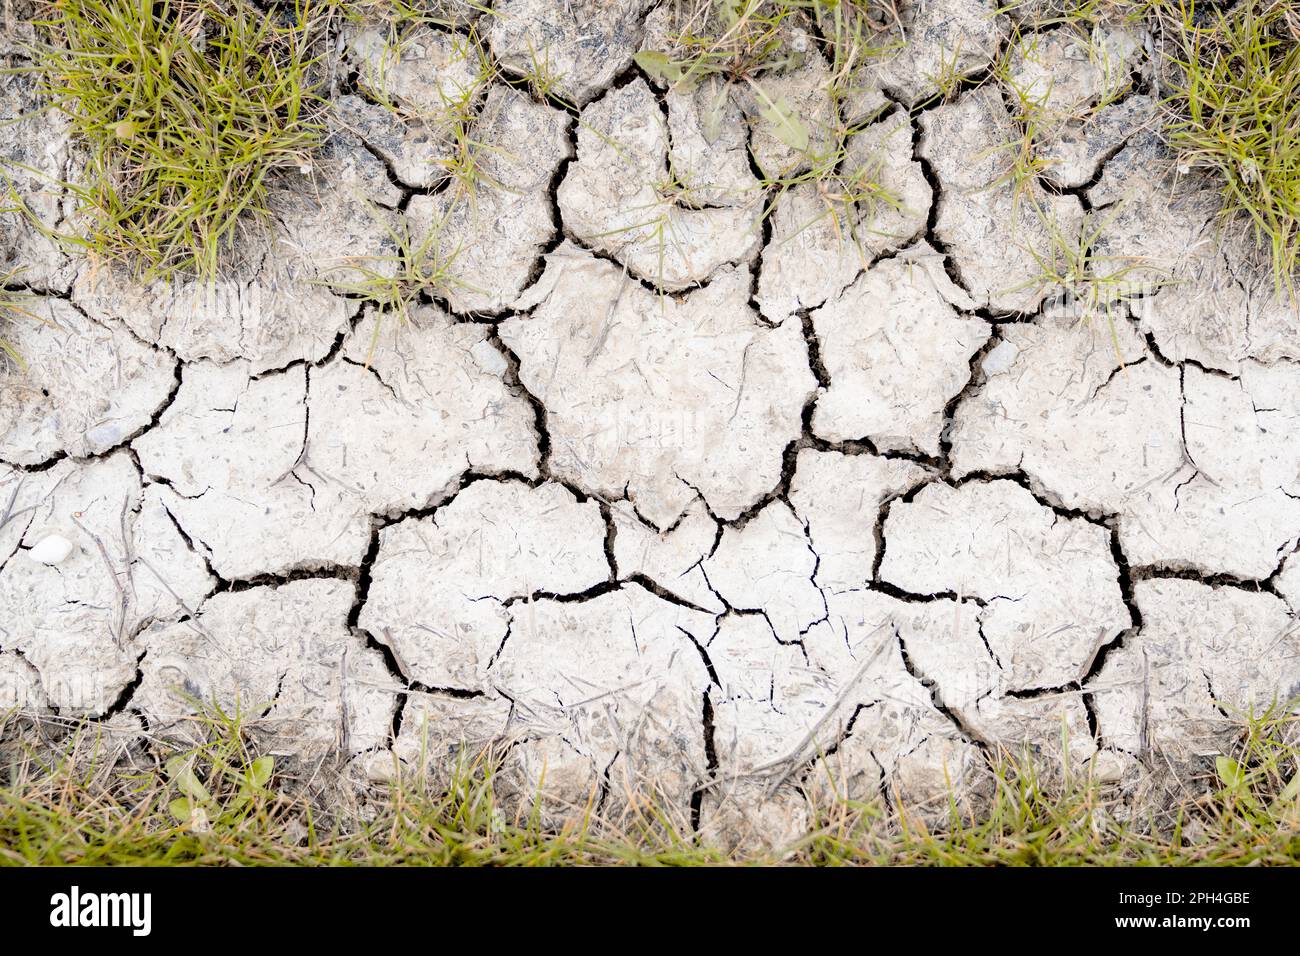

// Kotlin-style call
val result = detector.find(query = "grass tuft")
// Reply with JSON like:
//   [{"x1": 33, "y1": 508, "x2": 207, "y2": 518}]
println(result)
[
  {"x1": 996, "y1": 0, "x2": 1300, "y2": 292},
  {"x1": 636, "y1": 1, "x2": 895, "y2": 156},
  {"x1": 1163, "y1": 0, "x2": 1300, "y2": 290},
  {"x1": 0, "y1": 268, "x2": 33, "y2": 370},
  {"x1": 27, "y1": 0, "x2": 330, "y2": 281},
  {"x1": 326, "y1": 212, "x2": 471, "y2": 362}
]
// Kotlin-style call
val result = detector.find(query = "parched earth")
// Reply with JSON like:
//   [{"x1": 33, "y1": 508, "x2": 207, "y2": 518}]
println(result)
[{"x1": 3, "y1": 1, "x2": 1300, "y2": 847}]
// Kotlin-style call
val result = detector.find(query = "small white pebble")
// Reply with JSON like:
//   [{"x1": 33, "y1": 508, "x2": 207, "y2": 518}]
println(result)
[
  {"x1": 299, "y1": 164, "x2": 313, "y2": 175},
  {"x1": 85, "y1": 423, "x2": 123, "y2": 448},
  {"x1": 470, "y1": 339, "x2": 508, "y2": 376},
  {"x1": 28, "y1": 534, "x2": 76, "y2": 566},
  {"x1": 981, "y1": 341, "x2": 1019, "y2": 376}
]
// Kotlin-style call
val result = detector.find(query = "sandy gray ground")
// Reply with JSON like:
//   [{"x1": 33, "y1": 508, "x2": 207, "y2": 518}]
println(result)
[{"x1": 2, "y1": 1, "x2": 1300, "y2": 847}]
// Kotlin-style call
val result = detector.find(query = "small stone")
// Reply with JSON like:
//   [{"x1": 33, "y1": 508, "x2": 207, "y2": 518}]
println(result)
[
  {"x1": 84, "y1": 424, "x2": 123, "y2": 448},
  {"x1": 470, "y1": 338, "x2": 509, "y2": 376},
  {"x1": 27, "y1": 534, "x2": 74, "y2": 566},
  {"x1": 981, "y1": 340, "x2": 1019, "y2": 376}
]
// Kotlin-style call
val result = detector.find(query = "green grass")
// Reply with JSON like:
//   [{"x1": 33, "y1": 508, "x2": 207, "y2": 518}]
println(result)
[
  {"x1": 2, "y1": 700, "x2": 1297, "y2": 866},
  {"x1": 995, "y1": 0, "x2": 1300, "y2": 292},
  {"x1": 5, "y1": 0, "x2": 1293, "y2": 298},
  {"x1": 424, "y1": 33, "x2": 502, "y2": 199},
  {"x1": 1162, "y1": 0, "x2": 1300, "y2": 290},
  {"x1": 26, "y1": 0, "x2": 330, "y2": 281},
  {"x1": 636, "y1": 1, "x2": 895, "y2": 160},
  {"x1": 629, "y1": 1, "x2": 904, "y2": 279},
  {"x1": 326, "y1": 211, "x2": 473, "y2": 361},
  {"x1": 342, "y1": 15, "x2": 501, "y2": 196},
  {"x1": 756, "y1": 133, "x2": 904, "y2": 261},
  {"x1": 0, "y1": 269, "x2": 33, "y2": 370},
  {"x1": 327, "y1": 0, "x2": 496, "y2": 35}
]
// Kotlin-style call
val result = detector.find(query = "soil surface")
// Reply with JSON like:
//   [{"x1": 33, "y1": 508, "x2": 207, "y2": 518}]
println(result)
[{"x1": 2, "y1": 1, "x2": 1299, "y2": 848}]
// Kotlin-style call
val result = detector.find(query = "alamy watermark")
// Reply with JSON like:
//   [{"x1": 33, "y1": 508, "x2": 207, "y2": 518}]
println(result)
[{"x1": 48, "y1": 886, "x2": 152, "y2": 936}]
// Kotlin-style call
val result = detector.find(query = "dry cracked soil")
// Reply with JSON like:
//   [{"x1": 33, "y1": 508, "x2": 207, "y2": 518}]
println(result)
[{"x1": 2, "y1": 0, "x2": 1300, "y2": 850}]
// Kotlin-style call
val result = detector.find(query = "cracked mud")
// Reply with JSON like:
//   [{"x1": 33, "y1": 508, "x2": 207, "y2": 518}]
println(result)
[{"x1": 3, "y1": 1, "x2": 1300, "y2": 850}]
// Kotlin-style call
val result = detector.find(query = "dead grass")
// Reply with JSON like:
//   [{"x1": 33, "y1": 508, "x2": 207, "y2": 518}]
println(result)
[{"x1": 2, "y1": 699, "x2": 1297, "y2": 866}]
